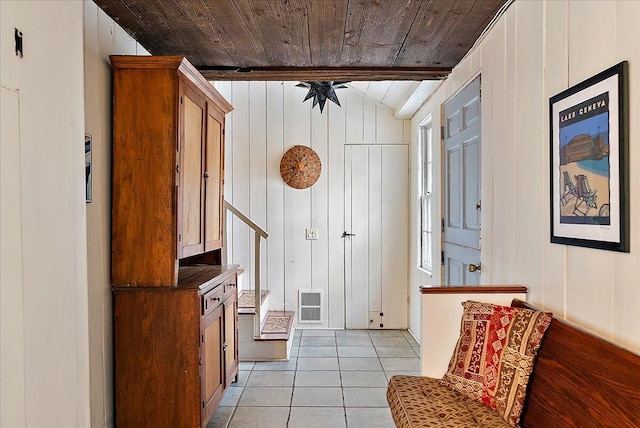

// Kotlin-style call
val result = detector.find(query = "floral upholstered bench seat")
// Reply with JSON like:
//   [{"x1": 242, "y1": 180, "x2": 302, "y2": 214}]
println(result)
[{"x1": 386, "y1": 375, "x2": 510, "y2": 428}]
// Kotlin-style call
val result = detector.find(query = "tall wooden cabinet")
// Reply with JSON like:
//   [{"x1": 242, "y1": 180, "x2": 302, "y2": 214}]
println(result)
[
  {"x1": 111, "y1": 55, "x2": 231, "y2": 287},
  {"x1": 110, "y1": 56, "x2": 237, "y2": 428}
]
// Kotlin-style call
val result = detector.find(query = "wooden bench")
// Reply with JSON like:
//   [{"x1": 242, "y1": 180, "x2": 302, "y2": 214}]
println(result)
[{"x1": 387, "y1": 299, "x2": 640, "y2": 427}]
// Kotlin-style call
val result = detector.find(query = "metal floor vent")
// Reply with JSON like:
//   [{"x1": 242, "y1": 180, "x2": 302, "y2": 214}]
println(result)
[{"x1": 298, "y1": 290, "x2": 322, "y2": 323}]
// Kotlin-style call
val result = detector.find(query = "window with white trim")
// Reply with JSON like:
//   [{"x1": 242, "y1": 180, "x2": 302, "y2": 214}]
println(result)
[{"x1": 419, "y1": 120, "x2": 433, "y2": 273}]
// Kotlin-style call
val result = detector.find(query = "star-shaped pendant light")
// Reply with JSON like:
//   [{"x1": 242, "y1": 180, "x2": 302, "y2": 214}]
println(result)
[{"x1": 296, "y1": 81, "x2": 349, "y2": 113}]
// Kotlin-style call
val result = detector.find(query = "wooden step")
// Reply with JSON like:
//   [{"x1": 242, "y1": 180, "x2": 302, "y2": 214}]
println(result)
[{"x1": 255, "y1": 311, "x2": 295, "y2": 341}]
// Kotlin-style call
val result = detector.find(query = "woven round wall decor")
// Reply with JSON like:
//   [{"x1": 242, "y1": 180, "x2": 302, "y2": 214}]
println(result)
[{"x1": 280, "y1": 145, "x2": 322, "y2": 189}]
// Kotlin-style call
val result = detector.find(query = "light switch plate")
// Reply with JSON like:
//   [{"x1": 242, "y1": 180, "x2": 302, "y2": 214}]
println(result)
[{"x1": 305, "y1": 228, "x2": 318, "y2": 240}]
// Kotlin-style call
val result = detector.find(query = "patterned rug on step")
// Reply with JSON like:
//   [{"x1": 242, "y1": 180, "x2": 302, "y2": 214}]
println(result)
[
  {"x1": 238, "y1": 291, "x2": 268, "y2": 309},
  {"x1": 262, "y1": 315, "x2": 291, "y2": 334}
]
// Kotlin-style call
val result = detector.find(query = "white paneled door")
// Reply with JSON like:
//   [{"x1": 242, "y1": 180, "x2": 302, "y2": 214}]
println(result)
[
  {"x1": 344, "y1": 145, "x2": 409, "y2": 329},
  {"x1": 443, "y1": 76, "x2": 481, "y2": 285}
]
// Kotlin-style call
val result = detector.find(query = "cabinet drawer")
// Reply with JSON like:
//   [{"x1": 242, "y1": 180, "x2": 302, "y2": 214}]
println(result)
[
  {"x1": 203, "y1": 287, "x2": 223, "y2": 316},
  {"x1": 223, "y1": 281, "x2": 237, "y2": 297}
]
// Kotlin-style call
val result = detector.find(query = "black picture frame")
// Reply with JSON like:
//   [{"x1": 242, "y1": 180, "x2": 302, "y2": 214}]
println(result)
[
  {"x1": 549, "y1": 61, "x2": 629, "y2": 252},
  {"x1": 85, "y1": 133, "x2": 92, "y2": 203}
]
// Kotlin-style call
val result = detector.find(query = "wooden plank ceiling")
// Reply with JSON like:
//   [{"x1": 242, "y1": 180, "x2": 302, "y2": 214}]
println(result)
[{"x1": 94, "y1": 0, "x2": 506, "y2": 81}]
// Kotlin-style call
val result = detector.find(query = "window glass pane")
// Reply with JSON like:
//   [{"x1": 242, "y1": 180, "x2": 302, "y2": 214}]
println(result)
[
  {"x1": 425, "y1": 196, "x2": 432, "y2": 231},
  {"x1": 421, "y1": 198, "x2": 428, "y2": 232},
  {"x1": 426, "y1": 128, "x2": 433, "y2": 162},
  {"x1": 425, "y1": 232, "x2": 432, "y2": 270},
  {"x1": 421, "y1": 231, "x2": 428, "y2": 266},
  {"x1": 419, "y1": 120, "x2": 433, "y2": 272},
  {"x1": 422, "y1": 149, "x2": 428, "y2": 196}
]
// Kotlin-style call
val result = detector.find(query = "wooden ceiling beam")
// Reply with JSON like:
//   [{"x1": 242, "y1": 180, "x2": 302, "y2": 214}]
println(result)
[{"x1": 197, "y1": 67, "x2": 450, "y2": 81}]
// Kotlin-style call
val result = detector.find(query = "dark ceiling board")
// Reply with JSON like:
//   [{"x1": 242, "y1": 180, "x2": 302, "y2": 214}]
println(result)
[
  {"x1": 430, "y1": 0, "x2": 503, "y2": 64},
  {"x1": 94, "y1": 0, "x2": 506, "y2": 78},
  {"x1": 240, "y1": 0, "x2": 312, "y2": 66},
  {"x1": 195, "y1": 0, "x2": 269, "y2": 67},
  {"x1": 396, "y1": 0, "x2": 503, "y2": 66},
  {"x1": 308, "y1": 1, "x2": 348, "y2": 65},
  {"x1": 394, "y1": 0, "x2": 458, "y2": 67},
  {"x1": 341, "y1": 0, "x2": 419, "y2": 67},
  {"x1": 158, "y1": 0, "x2": 207, "y2": 64},
  {"x1": 178, "y1": 0, "x2": 260, "y2": 66},
  {"x1": 197, "y1": 67, "x2": 450, "y2": 82}
]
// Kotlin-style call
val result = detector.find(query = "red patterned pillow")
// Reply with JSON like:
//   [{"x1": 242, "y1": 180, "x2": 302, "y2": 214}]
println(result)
[
  {"x1": 440, "y1": 301, "x2": 552, "y2": 427},
  {"x1": 440, "y1": 301, "x2": 495, "y2": 400},
  {"x1": 488, "y1": 305, "x2": 552, "y2": 426},
  {"x1": 480, "y1": 304, "x2": 521, "y2": 407}
]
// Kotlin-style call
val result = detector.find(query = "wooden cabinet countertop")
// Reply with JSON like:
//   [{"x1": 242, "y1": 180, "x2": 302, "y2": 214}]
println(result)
[{"x1": 113, "y1": 264, "x2": 239, "y2": 293}]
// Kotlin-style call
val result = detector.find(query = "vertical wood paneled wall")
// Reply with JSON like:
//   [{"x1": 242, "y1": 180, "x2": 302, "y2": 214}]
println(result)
[
  {"x1": 1, "y1": 1, "x2": 89, "y2": 426},
  {"x1": 216, "y1": 82, "x2": 409, "y2": 328},
  {"x1": 412, "y1": 0, "x2": 640, "y2": 354},
  {"x1": 84, "y1": 3, "x2": 150, "y2": 426}
]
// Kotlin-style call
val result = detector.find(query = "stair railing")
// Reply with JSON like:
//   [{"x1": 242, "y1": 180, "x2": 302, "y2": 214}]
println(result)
[{"x1": 223, "y1": 200, "x2": 268, "y2": 339}]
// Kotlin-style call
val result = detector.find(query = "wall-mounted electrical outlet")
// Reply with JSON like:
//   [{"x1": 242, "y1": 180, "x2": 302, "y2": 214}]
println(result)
[{"x1": 305, "y1": 228, "x2": 318, "y2": 240}]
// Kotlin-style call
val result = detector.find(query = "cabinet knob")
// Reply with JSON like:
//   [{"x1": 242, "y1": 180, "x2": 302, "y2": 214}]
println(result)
[
  {"x1": 223, "y1": 343, "x2": 228, "y2": 350},
  {"x1": 203, "y1": 172, "x2": 209, "y2": 179},
  {"x1": 211, "y1": 296, "x2": 221, "y2": 302}
]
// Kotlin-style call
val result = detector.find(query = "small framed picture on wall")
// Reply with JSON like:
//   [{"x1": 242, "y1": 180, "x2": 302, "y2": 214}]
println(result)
[{"x1": 85, "y1": 133, "x2": 92, "y2": 203}]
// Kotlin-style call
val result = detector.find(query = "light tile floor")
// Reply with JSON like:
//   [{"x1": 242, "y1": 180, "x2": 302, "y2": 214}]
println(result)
[{"x1": 207, "y1": 329, "x2": 420, "y2": 428}]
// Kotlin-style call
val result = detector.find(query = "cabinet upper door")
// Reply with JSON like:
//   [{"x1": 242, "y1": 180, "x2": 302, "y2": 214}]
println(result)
[
  {"x1": 180, "y1": 84, "x2": 206, "y2": 257},
  {"x1": 205, "y1": 108, "x2": 224, "y2": 251}
]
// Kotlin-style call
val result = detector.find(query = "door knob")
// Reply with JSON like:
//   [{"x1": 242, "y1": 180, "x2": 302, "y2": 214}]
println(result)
[
  {"x1": 341, "y1": 231, "x2": 356, "y2": 238},
  {"x1": 468, "y1": 263, "x2": 481, "y2": 273}
]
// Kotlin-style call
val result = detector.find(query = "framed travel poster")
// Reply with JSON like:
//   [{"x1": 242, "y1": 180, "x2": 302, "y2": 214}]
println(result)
[{"x1": 550, "y1": 61, "x2": 628, "y2": 252}]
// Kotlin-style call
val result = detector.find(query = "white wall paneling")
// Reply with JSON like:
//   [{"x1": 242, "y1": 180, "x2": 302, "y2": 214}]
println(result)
[
  {"x1": 513, "y1": 0, "x2": 544, "y2": 305},
  {"x1": 412, "y1": 0, "x2": 640, "y2": 356},
  {"x1": 0, "y1": 86, "x2": 27, "y2": 428},
  {"x1": 540, "y1": 0, "x2": 569, "y2": 319},
  {"x1": 310, "y1": 96, "x2": 330, "y2": 322},
  {"x1": 380, "y1": 145, "x2": 409, "y2": 328},
  {"x1": 84, "y1": 2, "x2": 150, "y2": 426},
  {"x1": 611, "y1": 0, "x2": 640, "y2": 352},
  {"x1": 222, "y1": 82, "x2": 409, "y2": 328},
  {"x1": 265, "y1": 81, "x2": 286, "y2": 310},
  {"x1": 327, "y1": 98, "x2": 348, "y2": 327},
  {"x1": 231, "y1": 82, "x2": 253, "y2": 300},
  {"x1": 283, "y1": 81, "x2": 313, "y2": 316},
  {"x1": 346, "y1": 90, "x2": 365, "y2": 143},
  {"x1": 1, "y1": 1, "x2": 90, "y2": 425},
  {"x1": 563, "y1": 0, "x2": 618, "y2": 340},
  {"x1": 249, "y1": 82, "x2": 268, "y2": 289}
]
